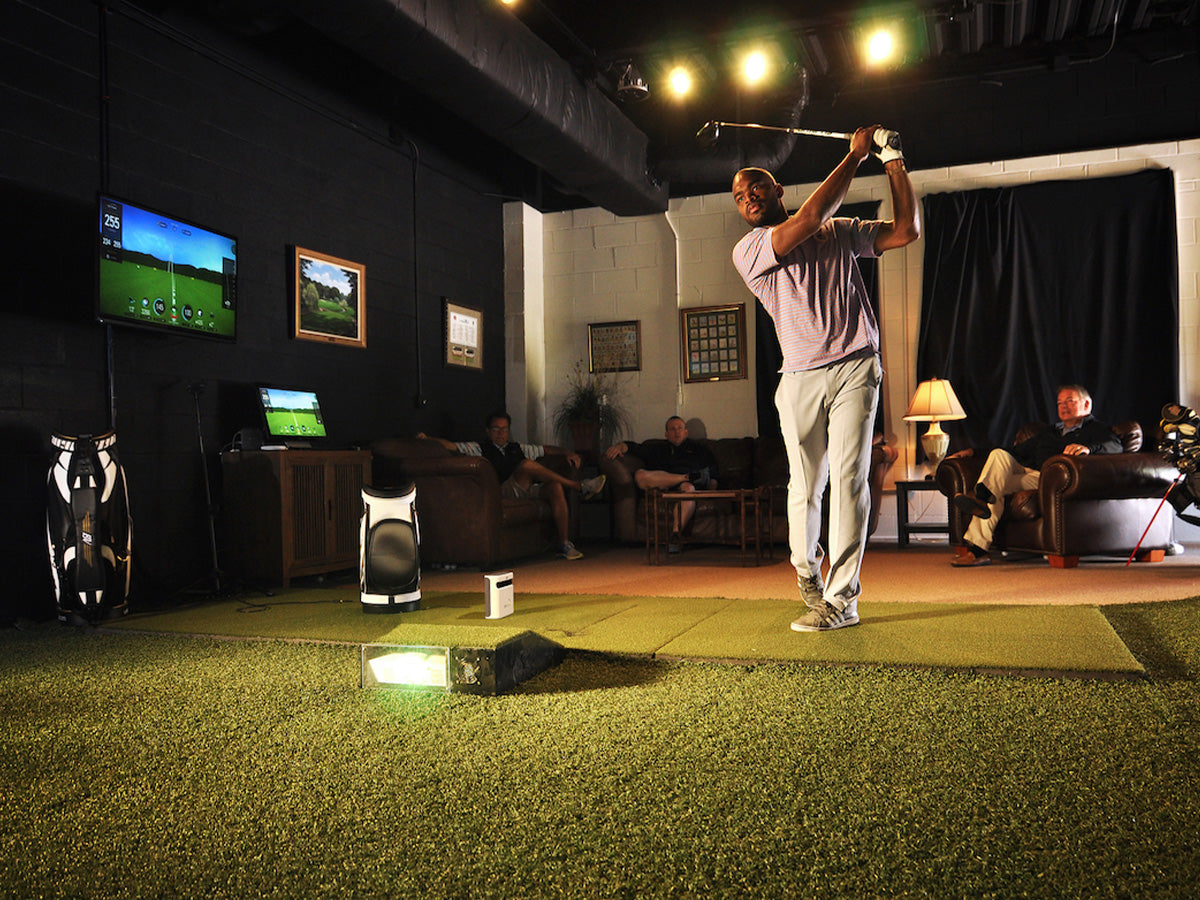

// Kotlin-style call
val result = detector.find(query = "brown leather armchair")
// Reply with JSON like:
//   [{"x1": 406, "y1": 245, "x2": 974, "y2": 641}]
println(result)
[{"x1": 934, "y1": 420, "x2": 1179, "y2": 567}]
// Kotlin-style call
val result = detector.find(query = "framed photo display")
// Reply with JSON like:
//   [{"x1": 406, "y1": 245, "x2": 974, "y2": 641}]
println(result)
[
  {"x1": 445, "y1": 300, "x2": 483, "y2": 370},
  {"x1": 587, "y1": 320, "x2": 641, "y2": 373},
  {"x1": 293, "y1": 247, "x2": 366, "y2": 348},
  {"x1": 681, "y1": 303, "x2": 747, "y2": 383}
]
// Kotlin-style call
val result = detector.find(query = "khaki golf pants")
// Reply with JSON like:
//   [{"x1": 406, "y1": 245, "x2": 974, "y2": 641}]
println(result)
[
  {"x1": 775, "y1": 353, "x2": 881, "y2": 610},
  {"x1": 964, "y1": 449, "x2": 1041, "y2": 552}
]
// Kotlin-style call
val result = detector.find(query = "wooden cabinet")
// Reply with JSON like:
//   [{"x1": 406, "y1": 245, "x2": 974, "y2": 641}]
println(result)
[{"x1": 220, "y1": 449, "x2": 371, "y2": 586}]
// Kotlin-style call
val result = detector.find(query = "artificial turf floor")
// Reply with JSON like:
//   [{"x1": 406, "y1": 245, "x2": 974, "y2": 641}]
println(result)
[
  {"x1": 104, "y1": 584, "x2": 1145, "y2": 676},
  {"x1": 2, "y1": 596, "x2": 1199, "y2": 898}
]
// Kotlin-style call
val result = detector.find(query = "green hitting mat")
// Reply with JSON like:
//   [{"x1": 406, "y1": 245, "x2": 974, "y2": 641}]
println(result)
[{"x1": 106, "y1": 584, "x2": 1144, "y2": 676}]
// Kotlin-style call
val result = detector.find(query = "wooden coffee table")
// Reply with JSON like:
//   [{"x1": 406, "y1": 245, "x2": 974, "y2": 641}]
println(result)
[{"x1": 645, "y1": 486, "x2": 772, "y2": 566}]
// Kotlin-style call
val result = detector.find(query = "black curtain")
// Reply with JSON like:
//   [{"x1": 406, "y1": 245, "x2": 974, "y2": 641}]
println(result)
[
  {"x1": 917, "y1": 169, "x2": 1179, "y2": 453},
  {"x1": 756, "y1": 200, "x2": 882, "y2": 437}
]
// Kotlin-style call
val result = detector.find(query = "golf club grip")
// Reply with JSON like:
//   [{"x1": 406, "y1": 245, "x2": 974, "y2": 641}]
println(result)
[{"x1": 794, "y1": 128, "x2": 855, "y2": 140}]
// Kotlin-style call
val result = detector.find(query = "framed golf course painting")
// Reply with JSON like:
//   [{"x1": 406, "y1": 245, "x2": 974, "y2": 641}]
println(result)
[{"x1": 292, "y1": 246, "x2": 366, "y2": 348}]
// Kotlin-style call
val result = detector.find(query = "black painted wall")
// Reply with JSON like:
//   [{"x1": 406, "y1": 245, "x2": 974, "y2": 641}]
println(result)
[{"x1": 1, "y1": 1, "x2": 506, "y2": 619}]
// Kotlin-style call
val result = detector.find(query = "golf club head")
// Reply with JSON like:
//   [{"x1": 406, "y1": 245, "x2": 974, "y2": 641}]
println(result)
[
  {"x1": 696, "y1": 121, "x2": 721, "y2": 148},
  {"x1": 1162, "y1": 402, "x2": 1199, "y2": 426}
]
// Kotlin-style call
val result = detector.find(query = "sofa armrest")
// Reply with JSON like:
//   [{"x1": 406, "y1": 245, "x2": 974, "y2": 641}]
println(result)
[
  {"x1": 376, "y1": 453, "x2": 512, "y2": 565},
  {"x1": 935, "y1": 455, "x2": 987, "y2": 544},
  {"x1": 935, "y1": 455, "x2": 985, "y2": 498},
  {"x1": 386, "y1": 454, "x2": 505, "y2": 518},
  {"x1": 392, "y1": 452, "x2": 500, "y2": 484},
  {"x1": 1038, "y1": 452, "x2": 1178, "y2": 502}
]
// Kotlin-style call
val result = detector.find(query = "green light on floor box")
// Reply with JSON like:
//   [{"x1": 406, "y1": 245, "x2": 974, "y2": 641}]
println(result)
[
  {"x1": 361, "y1": 644, "x2": 450, "y2": 691},
  {"x1": 360, "y1": 634, "x2": 566, "y2": 695}
]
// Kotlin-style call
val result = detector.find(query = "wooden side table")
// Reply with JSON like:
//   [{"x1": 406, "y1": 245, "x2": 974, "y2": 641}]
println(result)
[
  {"x1": 895, "y1": 478, "x2": 950, "y2": 547},
  {"x1": 220, "y1": 449, "x2": 370, "y2": 585}
]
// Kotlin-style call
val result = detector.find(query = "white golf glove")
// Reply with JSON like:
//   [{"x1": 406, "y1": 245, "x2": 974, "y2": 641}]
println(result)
[{"x1": 873, "y1": 128, "x2": 903, "y2": 165}]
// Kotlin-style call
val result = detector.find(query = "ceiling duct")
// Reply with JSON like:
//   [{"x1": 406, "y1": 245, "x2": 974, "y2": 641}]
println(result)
[
  {"x1": 652, "y1": 68, "x2": 812, "y2": 189},
  {"x1": 285, "y1": 0, "x2": 668, "y2": 215}
]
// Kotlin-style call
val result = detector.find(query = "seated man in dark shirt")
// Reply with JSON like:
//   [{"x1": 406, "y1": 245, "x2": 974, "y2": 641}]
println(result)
[
  {"x1": 420, "y1": 411, "x2": 605, "y2": 561},
  {"x1": 604, "y1": 416, "x2": 719, "y2": 546},
  {"x1": 950, "y1": 384, "x2": 1122, "y2": 567}
]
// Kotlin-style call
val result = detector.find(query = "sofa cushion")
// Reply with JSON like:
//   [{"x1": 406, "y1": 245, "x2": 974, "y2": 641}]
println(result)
[
  {"x1": 706, "y1": 437, "x2": 756, "y2": 488},
  {"x1": 1114, "y1": 420, "x2": 1142, "y2": 452},
  {"x1": 500, "y1": 498, "x2": 553, "y2": 527},
  {"x1": 753, "y1": 434, "x2": 789, "y2": 488}
]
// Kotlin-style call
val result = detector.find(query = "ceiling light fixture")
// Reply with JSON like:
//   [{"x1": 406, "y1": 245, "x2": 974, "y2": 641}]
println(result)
[
  {"x1": 614, "y1": 59, "x2": 650, "y2": 101},
  {"x1": 866, "y1": 29, "x2": 896, "y2": 64},
  {"x1": 742, "y1": 50, "x2": 769, "y2": 85},
  {"x1": 667, "y1": 66, "x2": 693, "y2": 98}
]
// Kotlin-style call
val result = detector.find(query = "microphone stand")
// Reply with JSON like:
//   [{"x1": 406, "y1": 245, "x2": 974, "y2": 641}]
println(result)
[{"x1": 188, "y1": 381, "x2": 225, "y2": 595}]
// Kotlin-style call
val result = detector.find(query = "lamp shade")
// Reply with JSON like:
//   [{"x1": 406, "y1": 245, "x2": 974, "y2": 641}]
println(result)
[{"x1": 903, "y1": 378, "x2": 967, "y2": 422}]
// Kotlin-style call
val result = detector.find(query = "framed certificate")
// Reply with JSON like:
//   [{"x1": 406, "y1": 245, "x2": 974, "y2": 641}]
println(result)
[
  {"x1": 587, "y1": 320, "x2": 641, "y2": 373},
  {"x1": 445, "y1": 300, "x2": 483, "y2": 370}
]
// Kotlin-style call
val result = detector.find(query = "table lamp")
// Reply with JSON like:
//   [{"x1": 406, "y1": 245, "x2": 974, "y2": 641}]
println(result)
[{"x1": 903, "y1": 377, "x2": 967, "y2": 474}]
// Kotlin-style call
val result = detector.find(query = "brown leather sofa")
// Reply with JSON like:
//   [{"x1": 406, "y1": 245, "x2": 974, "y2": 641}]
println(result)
[
  {"x1": 934, "y1": 420, "x2": 1178, "y2": 567},
  {"x1": 368, "y1": 437, "x2": 574, "y2": 569},
  {"x1": 599, "y1": 434, "x2": 897, "y2": 546}
]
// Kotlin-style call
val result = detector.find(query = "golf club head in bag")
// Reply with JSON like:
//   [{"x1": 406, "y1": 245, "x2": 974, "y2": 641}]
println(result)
[
  {"x1": 1158, "y1": 402, "x2": 1200, "y2": 524},
  {"x1": 46, "y1": 432, "x2": 132, "y2": 625}
]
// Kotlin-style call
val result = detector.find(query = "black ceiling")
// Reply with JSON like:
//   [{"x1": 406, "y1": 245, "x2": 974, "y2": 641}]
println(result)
[
  {"x1": 523, "y1": 0, "x2": 1199, "y2": 150},
  {"x1": 171, "y1": 0, "x2": 1200, "y2": 212}
]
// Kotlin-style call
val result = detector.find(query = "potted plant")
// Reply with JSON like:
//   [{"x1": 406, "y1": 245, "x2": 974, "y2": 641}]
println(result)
[{"x1": 552, "y1": 362, "x2": 631, "y2": 462}]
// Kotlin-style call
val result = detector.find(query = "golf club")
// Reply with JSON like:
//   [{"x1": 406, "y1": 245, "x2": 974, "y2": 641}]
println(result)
[
  {"x1": 696, "y1": 120, "x2": 854, "y2": 148},
  {"x1": 696, "y1": 121, "x2": 902, "y2": 157}
]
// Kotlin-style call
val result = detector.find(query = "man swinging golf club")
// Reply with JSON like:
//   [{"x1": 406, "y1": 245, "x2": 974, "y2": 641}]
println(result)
[{"x1": 731, "y1": 126, "x2": 919, "y2": 632}]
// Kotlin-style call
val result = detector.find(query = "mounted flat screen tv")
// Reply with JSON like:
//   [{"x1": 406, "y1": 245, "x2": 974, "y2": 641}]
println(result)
[
  {"x1": 257, "y1": 386, "x2": 328, "y2": 447},
  {"x1": 96, "y1": 193, "x2": 237, "y2": 340}
]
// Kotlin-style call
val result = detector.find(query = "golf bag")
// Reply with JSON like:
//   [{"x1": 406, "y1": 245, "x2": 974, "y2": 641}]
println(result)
[
  {"x1": 1158, "y1": 402, "x2": 1200, "y2": 525},
  {"x1": 46, "y1": 431, "x2": 132, "y2": 624},
  {"x1": 360, "y1": 483, "x2": 421, "y2": 613}
]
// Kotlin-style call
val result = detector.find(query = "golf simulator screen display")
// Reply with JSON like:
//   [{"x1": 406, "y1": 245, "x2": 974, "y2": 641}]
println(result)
[
  {"x1": 258, "y1": 387, "x2": 328, "y2": 441},
  {"x1": 97, "y1": 194, "x2": 238, "y2": 340}
]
